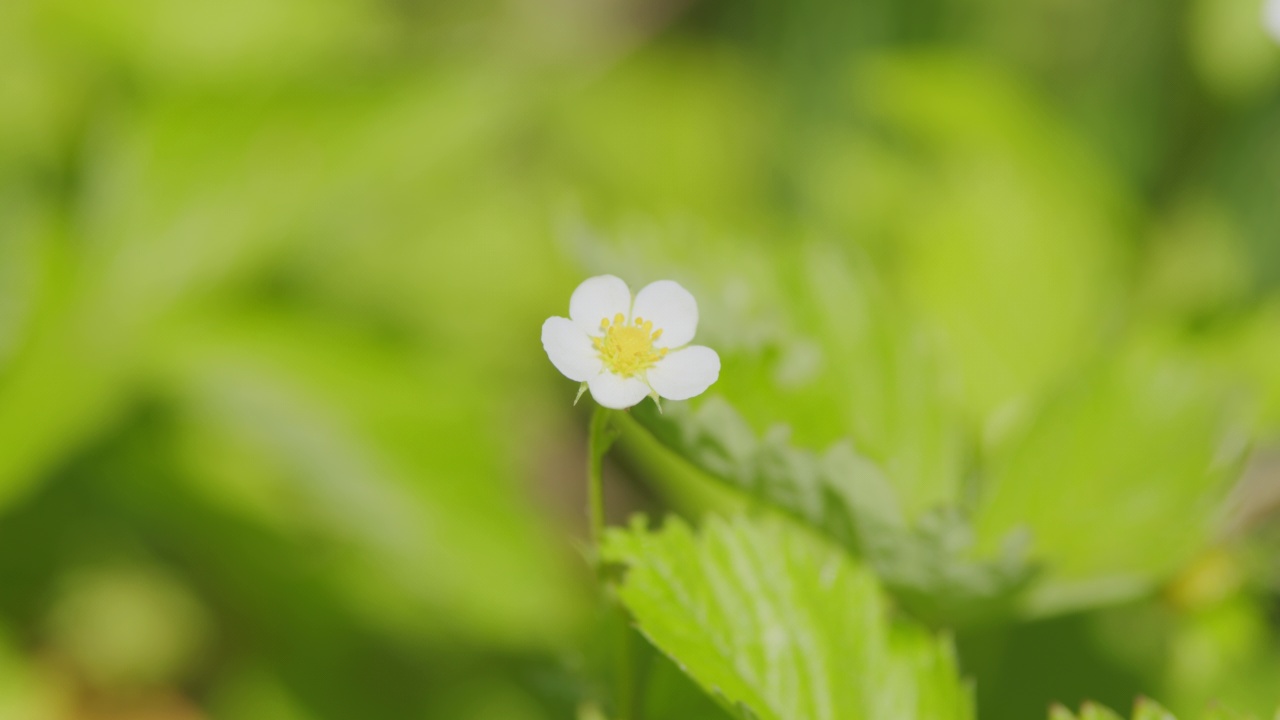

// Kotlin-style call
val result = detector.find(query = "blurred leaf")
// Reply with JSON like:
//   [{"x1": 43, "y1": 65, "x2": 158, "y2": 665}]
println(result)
[
  {"x1": 0, "y1": 89, "x2": 360, "y2": 510},
  {"x1": 792, "y1": 244, "x2": 967, "y2": 516},
  {"x1": 1080, "y1": 703, "x2": 1128, "y2": 720},
  {"x1": 625, "y1": 396, "x2": 1032, "y2": 625},
  {"x1": 0, "y1": 298, "x2": 134, "y2": 513},
  {"x1": 1047, "y1": 697, "x2": 1274, "y2": 720},
  {"x1": 549, "y1": 46, "x2": 767, "y2": 226},
  {"x1": 973, "y1": 342, "x2": 1239, "y2": 614},
  {"x1": 0, "y1": 5, "x2": 74, "y2": 170},
  {"x1": 45, "y1": 563, "x2": 210, "y2": 690},
  {"x1": 1187, "y1": 0, "x2": 1280, "y2": 100},
  {"x1": 151, "y1": 309, "x2": 583, "y2": 647},
  {"x1": 31, "y1": 0, "x2": 388, "y2": 87},
  {"x1": 0, "y1": 193, "x2": 58, "y2": 369},
  {"x1": 1213, "y1": 105, "x2": 1280, "y2": 287},
  {"x1": 861, "y1": 53, "x2": 1128, "y2": 426},
  {"x1": 1164, "y1": 590, "x2": 1280, "y2": 720},
  {"x1": 1136, "y1": 197, "x2": 1252, "y2": 324},
  {"x1": 1197, "y1": 300, "x2": 1280, "y2": 437},
  {"x1": 0, "y1": 626, "x2": 62, "y2": 720},
  {"x1": 603, "y1": 514, "x2": 975, "y2": 720},
  {"x1": 1132, "y1": 698, "x2": 1179, "y2": 720},
  {"x1": 208, "y1": 667, "x2": 317, "y2": 720},
  {"x1": 0, "y1": 64, "x2": 556, "y2": 508}
]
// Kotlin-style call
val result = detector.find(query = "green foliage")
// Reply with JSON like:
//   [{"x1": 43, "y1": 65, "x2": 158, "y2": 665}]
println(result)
[
  {"x1": 626, "y1": 397, "x2": 1032, "y2": 626},
  {"x1": 1049, "y1": 697, "x2": 1278, "y2": 720},
  {"x1": 580, "y1": 238, "x2": 970, "y2": 522},
  {"x1": 603, "y1": 515, "x2": 974, "y2": 720},
  {"x1": 2, "y1": 0, "x2": 1280, "y2": 714},
  {"x1": 860, "y1": 54, "x2": 1129, "y2": 424},
  {"x1": 152, "y1": 311, "x2": 584, "y2": 644},
  {"x1": 577, "y1": 51, "x2": 1245, "y2": 614},
  {"x1": 973, "y1": 341, "x2": 1240, "y2": 615}
]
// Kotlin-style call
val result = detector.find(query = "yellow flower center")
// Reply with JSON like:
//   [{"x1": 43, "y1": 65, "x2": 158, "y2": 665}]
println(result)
[{"x1": 593, "y1": 313, "x2": 668, "y2": 377}]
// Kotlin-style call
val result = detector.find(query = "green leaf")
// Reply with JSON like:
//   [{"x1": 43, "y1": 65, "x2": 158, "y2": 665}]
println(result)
[
  {"x1": 625, "y1": 396, "x2": 1033, "y2": 626},
  {"x1": 791, "y1": 244, "x2": 966, "y2": 518},
  {"x1": 1132, "y1": 698, "x2": 1179, "y2": 720},
  {"x1": 149, "y1": 309, "x2": 584, "y2": 647},
  {"x1": 1201, "y1": 706, "x2": 1263, "y2": 720},
  {"x1": 1051, "y1": 706, "x2": 1080, "y2": 720},
  {"x1": 1080, "y1": 702, "x2": 1128, "y2": 720},
  {"x1": 973, "y1": 342, "x2": 1238, "y2": 615},
  {"x1": 860, "y1": 53, "x2": 1128, "y2": 425},
  {"x1": 1045, "y1": 698, "x2": 1275, "y2": 720},
  {"x1": 573, "y1": 234, "x2": 967, "y2": 520},
  {"x1": 638, "y1": 650, "x2": 738, "y2": 720},
  {"x1": 0, "y1": 624, "x2": 61, "y2": 720},
  {"x1": 603, "y1": 515, "x2": 974, "y2": 720},
  {"x1": 550, "y1": 46, "x2": 766, "y2": 227},
  {"x1": 1200, "y1": 300, "x2": 1280, "y2": 437},
  {"x1": 31, "y1": 0, "x2": 383, "y2": 86}
]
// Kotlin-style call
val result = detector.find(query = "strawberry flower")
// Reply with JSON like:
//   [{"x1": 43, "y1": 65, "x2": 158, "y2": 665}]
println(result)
[{"x1": 542, "y1": 275, "x2": 721, "y2": 409}]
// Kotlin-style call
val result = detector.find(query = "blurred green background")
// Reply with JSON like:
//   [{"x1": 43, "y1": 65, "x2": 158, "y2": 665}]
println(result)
[{"x1": 1, "y1": 0, "x2": 1279, "y2": 718}]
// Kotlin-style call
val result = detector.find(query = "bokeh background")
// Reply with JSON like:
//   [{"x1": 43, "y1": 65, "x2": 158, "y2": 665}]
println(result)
[{"x1": 2, "y1": 0, "x2": 1280, "y2": 718}]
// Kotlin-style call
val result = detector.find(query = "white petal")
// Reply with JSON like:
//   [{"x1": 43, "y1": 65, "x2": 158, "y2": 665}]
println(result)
[
  {"x1": 647, "y1": 345, "x2": 720, "y2": 401},
  {"x1": 587, "y1": 371, "x2": 651, "y2": 409},
  {"x1": 569, "y1": 275, "x2": 633, "y2": 336},
  {"x1": 632, "y1": 280, "x2": 698, "y2": 349},
  {"x1": 1268, "y1": 0, "x2": 1280, "y2": 43},
  {"x1": 542, "y1": 317, "x2": 601, "y2": 382}
]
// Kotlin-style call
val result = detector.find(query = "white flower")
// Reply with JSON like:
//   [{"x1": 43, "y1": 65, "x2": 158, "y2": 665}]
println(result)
[
  {"x1": 542, "y1": 275, "x2": 721, "y2": 409},
  {"x1": 1267, "y1": 0, "x2": 1280, "y2": 43}
]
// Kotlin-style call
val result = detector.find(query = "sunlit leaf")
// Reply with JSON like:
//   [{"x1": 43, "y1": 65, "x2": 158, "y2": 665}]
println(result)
[
  {"x1": 1047, "y1": 697, "x2": 1273, "y2": 720},
  {"x1": 626, "y1": 396, "x2": 1033, "y2": 625},
  {"x1": 603, "y1": 515, "x2": 974, "y2": 720}
]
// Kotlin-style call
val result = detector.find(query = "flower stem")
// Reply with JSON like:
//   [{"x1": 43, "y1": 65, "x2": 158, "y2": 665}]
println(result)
[
  {"x1": 585, "y1": 406, "x2": 639, "y2": 719},
  {"x1": 587, "y1": 405, "x2": 618, "y2": 560}
]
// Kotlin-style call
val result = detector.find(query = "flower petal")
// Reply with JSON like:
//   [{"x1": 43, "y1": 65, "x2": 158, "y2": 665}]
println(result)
[
  {"x1": 569, "y1": 275, "x2": 633, "y2": 336},
  {"x1": 587, "y1": 371, "x2": 651, "y2": 409},
  {"x1": 542, "y1": 317, "x2": 601, "y2": 381},
  {"x1": 647, "y1": 345, "x2": 720, "y2": 401},
  {"x1": 1268, "y1": 0, "x2": 1280, "y2": 42},
  {"x1": 632, "y1": 280, "x2": 698, "y2": 349}
]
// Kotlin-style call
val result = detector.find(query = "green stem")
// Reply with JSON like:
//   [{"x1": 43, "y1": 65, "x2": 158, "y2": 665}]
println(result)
[
  {"x1": 587, "y1": 405, "x2": 618, "y2": 560},
  {"x1": 616, "y1": 619, "x2": 636, "y2": 720},
  {"x1": 586, "y1": 405, "x2": 631, "y2": 718}
]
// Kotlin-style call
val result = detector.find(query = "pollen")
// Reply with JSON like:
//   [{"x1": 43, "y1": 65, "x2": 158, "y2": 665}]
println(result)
[{"x1": 592, "y1": 315, "x2": 668, "y2": 377}]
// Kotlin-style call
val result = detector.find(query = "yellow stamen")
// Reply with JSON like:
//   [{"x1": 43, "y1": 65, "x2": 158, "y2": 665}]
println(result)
[{"x1": 596, "y1": 315, "x2": 668, "y2": 378}]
